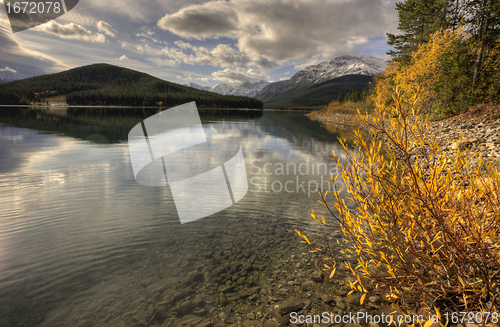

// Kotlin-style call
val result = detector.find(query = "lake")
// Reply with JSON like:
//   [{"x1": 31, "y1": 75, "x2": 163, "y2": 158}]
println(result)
[{"x1": 0, "y1": 107, "x2": 357, "y2": 327}]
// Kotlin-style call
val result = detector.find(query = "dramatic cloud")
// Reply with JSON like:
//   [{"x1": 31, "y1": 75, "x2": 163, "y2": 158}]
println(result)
[
  {"x1": 35, "y1": 21, "x2": 106, "y2": 43},
  {"x1": 0, "y1": 0, "x2": 398, "y2": 85},
  {"x1": 158, "y1": 3, "x2": 239, "y2": 39},
  {"x1": 157, "y1": 0, "x2": 398, "y2": 63},
  {"x1": 161, "y1": 41, "x2": 275, "y2": 70},
  {"x1": 97, "y1": 21, "x2": 118, "y2": 37},
  {"x1": 212, "y1": 68, "x2": 270, "y2": 83},
  {"x1": 0, "y1": 25, "x2": 68, "y2": 77},
  {"x1": 85, "y1": 0, "x2": 204, "y2": 21}
]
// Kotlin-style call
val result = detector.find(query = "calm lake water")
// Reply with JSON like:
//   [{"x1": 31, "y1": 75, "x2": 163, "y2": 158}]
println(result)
[{"x1": 0, "y1": 107, "x2": 356, "y2": 326}]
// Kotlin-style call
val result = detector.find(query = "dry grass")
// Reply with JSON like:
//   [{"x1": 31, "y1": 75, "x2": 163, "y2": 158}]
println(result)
[
  {"x1": 309, "y1": 100, "x2": 375, "y2": 134},
  {"x1": 312, "y1": 99, "x2": 373, "y2": 116}
]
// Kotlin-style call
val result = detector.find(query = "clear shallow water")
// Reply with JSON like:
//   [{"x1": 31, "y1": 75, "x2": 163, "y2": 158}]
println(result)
[{"x1": 0, "y1": 107, "x2": 356, "y2": 326}]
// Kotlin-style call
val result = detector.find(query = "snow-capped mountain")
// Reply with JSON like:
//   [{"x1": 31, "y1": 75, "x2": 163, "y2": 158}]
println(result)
[
  {"x1": 257, "y1": 55, "x2": 386, "y2": 101},
  {"x1": 184, "y1": 80, "x2": 270, "y2": 98},
  {"x1": 210, "y1": 82, "x2": 241, "y2": 95},
  {"x1": 0, "y1": 68, "x2": 25, "y2": 84},
  {"x1": 299, "y1": 55, "x2": 386, "y2": 85},
  {"x1": 185, "y1": 82, "x2": 212, "y2": 92}
]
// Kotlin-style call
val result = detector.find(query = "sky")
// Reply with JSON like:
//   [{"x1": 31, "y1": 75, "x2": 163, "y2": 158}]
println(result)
[{"x1": 0, "y1": 0, "x2": 399, "y2": 86}]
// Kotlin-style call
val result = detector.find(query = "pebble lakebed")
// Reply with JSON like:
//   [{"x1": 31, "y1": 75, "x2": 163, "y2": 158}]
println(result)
[{"x1": 38, "y1": 212, "x2": 399, "y2": 327}]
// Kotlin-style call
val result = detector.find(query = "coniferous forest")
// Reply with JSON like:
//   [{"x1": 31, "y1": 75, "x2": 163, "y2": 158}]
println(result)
[{"x1": 0, "y1": 64, "x2": 264, "y2": 109}]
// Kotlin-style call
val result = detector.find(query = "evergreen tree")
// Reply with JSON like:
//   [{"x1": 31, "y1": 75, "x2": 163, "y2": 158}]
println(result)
[
  {"x1": 466, "y1": 0, "x2": 500, "y2": 86},
  {"x1": 337, "y1": 92, "x2": 344, "y2": 103},
  {"x1": 387, "y1": 0, "x2": 462, "y2": 63}
]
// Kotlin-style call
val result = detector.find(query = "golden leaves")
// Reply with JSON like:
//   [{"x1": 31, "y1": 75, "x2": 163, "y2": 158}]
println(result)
[
  {"x1": 301, "y1": 84, "x2": 500, "y2": 314},
  {"x1": 360, "y1": 293, "x2": 366, "y2": 305},
  {"x1": 329, "y1": 266, "x2": 336, "y2": 279},
  {"x1": 295, "y1": 229, "x2": 310, "y2": 245}
]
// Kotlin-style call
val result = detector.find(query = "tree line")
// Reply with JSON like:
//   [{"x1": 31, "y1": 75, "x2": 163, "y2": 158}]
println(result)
[
  {"x1": 336, "y1": 89, "x2": 370, "y2": 103},
  {"x1": 0, "y1": 64, "x2": 264, "y2": 109}
]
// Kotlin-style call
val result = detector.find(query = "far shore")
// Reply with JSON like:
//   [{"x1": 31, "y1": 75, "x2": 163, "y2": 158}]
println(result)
[{"x1": 0, "y1": 104, "x2": 317, "y2": 112}]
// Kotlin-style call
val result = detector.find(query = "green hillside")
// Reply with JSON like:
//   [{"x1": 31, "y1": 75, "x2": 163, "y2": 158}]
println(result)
[
  {"x1": 0, "y1": 64, "x2": 263, "y2": 109},
  {"x1": 264, "y1": 74, "x2": 373, "y2": 110}
]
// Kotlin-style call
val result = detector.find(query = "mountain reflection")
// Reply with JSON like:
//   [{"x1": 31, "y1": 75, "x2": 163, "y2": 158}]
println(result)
[{"x1": 0, "y1": 107, "x2": 264, "y2": 144}]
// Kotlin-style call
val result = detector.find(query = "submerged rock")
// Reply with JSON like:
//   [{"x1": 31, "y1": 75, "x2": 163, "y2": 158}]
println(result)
[
  {"x1": 173, "y1": 300, "x2": 192, "y2": 316},
  {"x1": 278, "y1": 297, "x2": 304, "y2": 314},
  {"x1": 185, "y1": 271, "x2": 204, "y2": 285}
]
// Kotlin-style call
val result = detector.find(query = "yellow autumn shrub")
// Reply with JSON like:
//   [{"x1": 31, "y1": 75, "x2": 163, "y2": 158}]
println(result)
[
  {"x1": 297, "y1": 89, "x2": 500, "y2": 317},
  {"x1": 370, "y1": 60, "x2": 399, "y2": 107}
]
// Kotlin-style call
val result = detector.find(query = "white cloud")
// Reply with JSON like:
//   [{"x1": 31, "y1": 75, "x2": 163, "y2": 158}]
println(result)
[
  {"x1": 157, "y1": 0, "x2": 398, "y2": 63},
  {"x1": 280, "y1": 77, "x2": 289, "y2": 81},
  {"x1": 97, "y1": 21, "x2": 118, "y2": 37},
  {"x1": 119, "y1": 41, "x2": 164, "y2": 60},
  {"x1": 118, "y1": 55, "x2": 128, "y2": 61},
  {"x1": 212, "y1": 68, "x2": 270, "y2": 83},
  {"x1": 57, "y1": 12, "x2": 97, "y2": 26},
  {"x1": 0, "y1": 66, "x2": 17, "y2": 73},
  {"x1": 294, "y1": 59, "x2": 323, "y2": 70},
  {"x1": 34, "y1": 21, "x2": 106, "y2": 43},
  {"x1": 135, "y1": 30, "x2": 165, "y2": 44},
  {"x1": 161, "y1": 41, "x2": 274, "y2": 70},
  {"x1": 176, "y1": 71, "x2": 212, "y2": 82}
]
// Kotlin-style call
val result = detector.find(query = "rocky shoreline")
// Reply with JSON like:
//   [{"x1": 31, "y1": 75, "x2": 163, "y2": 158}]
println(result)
[{"x1": 309, "y1": 103, "x2": 500, "y2": 162}]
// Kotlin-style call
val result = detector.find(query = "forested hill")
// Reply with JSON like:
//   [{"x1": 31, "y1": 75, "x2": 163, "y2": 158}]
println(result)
[{"x1": 0, "y1": 64, "x2": 263, "y2": 109}]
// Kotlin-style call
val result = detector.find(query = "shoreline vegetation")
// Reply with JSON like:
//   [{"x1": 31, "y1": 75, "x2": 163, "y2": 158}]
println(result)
[{"x1": 0, "y1": 104, "x2": 266, "y2": 111}]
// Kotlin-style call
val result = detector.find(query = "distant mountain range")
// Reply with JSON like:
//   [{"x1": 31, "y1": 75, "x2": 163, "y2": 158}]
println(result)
[
  {"x1": 185, "y1": 80, "x2": 270, "y2": 98},
  {"x1": 0, "y1": 69, "x2": 25, "y2": 84},
  {"x1": 256, "y1": 55, "x2": 386, "y2": 104},
  {"x1": 262, "y1": 74, "x2": 375, "y2": 109},
  {"x1": 1, "y1": 55, "x2": 386, "y2": 110},
  {"x1": 183, "y1": 55, "x2": 386, "y2": 109}
]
